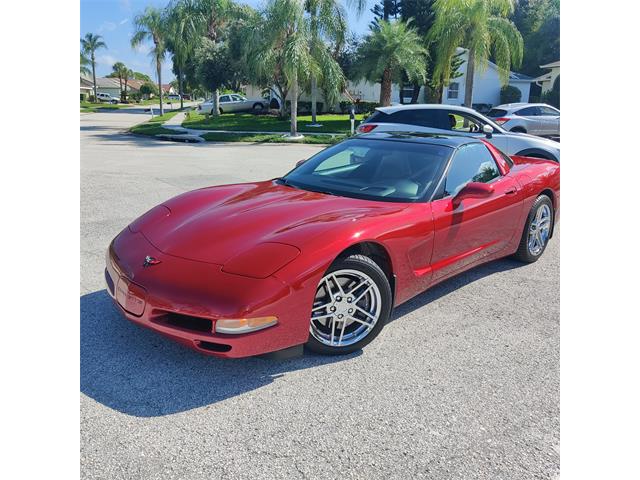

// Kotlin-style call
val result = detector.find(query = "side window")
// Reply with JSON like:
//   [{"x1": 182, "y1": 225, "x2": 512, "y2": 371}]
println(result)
[
  {"x1": 539, "y1": 106, "x2": 559, "y2": 116},
  {"x1": 231, "y1": 95, "x2": 243, "y2": 101},
  {"x1": 515, "y1": 106, "x2": 540, "y2": 116},
  {"x1": 444, "y1": 144, "x2": 501, "y2": 197},
  {"x1": 219, "y1": 95, "x2": 230, "y2": 103},
  {"x1": 447, "y1": 112, "x2": 484, "y2": 133},
  {"x1": 385, "y1": 109, "x2": 450, "y2": 129}
]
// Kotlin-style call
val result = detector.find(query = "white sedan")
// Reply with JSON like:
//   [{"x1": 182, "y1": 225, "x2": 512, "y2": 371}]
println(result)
[{"x1": 198, "y1": 94, "x2": 268, "y2": 114}]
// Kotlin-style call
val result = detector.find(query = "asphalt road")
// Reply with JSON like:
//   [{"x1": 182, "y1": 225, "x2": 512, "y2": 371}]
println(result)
[{"x1": 81, "y1": 111, "x2": 559, "y2": 480}]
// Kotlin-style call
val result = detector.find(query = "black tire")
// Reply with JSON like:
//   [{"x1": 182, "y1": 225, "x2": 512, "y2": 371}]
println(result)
[
  {"x1": 305, "y1": 254, "x2": 392, "y2": 355},
  {"x1": 510, "y1": 127, "x2": 527, "y2": 133},
  {"x1": 219, "y1": 107, "x2": 224, "y2": 114},
  {"x1": 253, "y1": 103, "x2": 264, "y2": 113},
  {"x1": 513, "y1": 195, "x2": 554, "y2": 263}
]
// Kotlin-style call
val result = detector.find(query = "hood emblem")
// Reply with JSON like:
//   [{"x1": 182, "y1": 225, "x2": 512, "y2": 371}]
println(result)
[{"x1": 143, "y1": 256, "x2": 161, "y2": 268}]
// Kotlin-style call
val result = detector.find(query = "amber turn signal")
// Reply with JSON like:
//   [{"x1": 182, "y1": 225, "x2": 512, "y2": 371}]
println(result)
[{"x1": 215, "y1": 316, "x2": 278, "y2": 334}]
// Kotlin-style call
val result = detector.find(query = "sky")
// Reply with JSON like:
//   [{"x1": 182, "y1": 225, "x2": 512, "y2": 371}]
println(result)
[{"x1": 80, "y1": 0, "x2": 375, "y2": 82}]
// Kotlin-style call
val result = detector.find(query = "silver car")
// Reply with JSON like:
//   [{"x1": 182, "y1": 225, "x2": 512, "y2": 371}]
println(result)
[
  {"x1": 198, "y1": 94, "x2": 268, "y2": 114},
  {"x1": 487, "y1": 103, "x2": 560, "y2": 137},
  {"x1": 357, "y1": 104, "x2": 560, "y2": 162}
]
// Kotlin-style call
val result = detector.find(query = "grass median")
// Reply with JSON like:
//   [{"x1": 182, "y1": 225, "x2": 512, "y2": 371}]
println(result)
[
  {"x1": 201, "y1": 132, "x2": 342, "y2": 144},
  {"x1": 183, "y1": 111, "x2": 364, "y2": 134},
  {"x1": 129, "y1": 110, "x2": 183, "y2": 136}
]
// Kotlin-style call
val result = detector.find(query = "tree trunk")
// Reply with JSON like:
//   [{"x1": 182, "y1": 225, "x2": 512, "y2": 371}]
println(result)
[
  {"x1": 311, "y1": 75, "x2": 318, "y2": 123},
  {"x1": 178, "y1": 68, "x2": 184, "y2": 110},
  {"x1": 410, "y1": 83, "x2": 421, "y2": 104},
  {"x1": 464, "y1": 49, "x2": 475, "y2": 107},
  {"x1": 309, "y1": 8, "x2": 318, "y2": 123},
  {"x1": 91, "y1": 55, "x2": 97, "y2": 103},
  {"x1": 212, "y1": 89, "x2": 220, "y2": 116},
  {"x1": 123, "y1": 80, "x2": 128, "y2": 102},
  {"x1": 157, "y1": 59, "x2": 164, "y2": 115},
  {"x1": 380, "y1": 68, "x2": 392, "y2": 106},
  {"x1": 275, "y1": 85, "x2": 288, "y2": 119},
  {"x1": 290, "y1": 76, "x2": 298, "y2": 137}
]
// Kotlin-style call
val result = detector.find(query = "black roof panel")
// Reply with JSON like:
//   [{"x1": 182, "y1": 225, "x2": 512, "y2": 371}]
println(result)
[{"x1": 354, "y1": 131, "x2": 483, "y2": 148}]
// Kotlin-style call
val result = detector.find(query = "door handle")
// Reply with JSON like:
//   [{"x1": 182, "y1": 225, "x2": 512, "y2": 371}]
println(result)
[{"x1": 505, "y1": 187, "x2": 518, "y2": 195}]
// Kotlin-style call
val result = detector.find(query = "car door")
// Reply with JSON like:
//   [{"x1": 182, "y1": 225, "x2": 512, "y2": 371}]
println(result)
[
  {"x1": 218, "y1": 95, "x2": 231, "y2": 112},
  {"x1": 232, "y1": 95, "x2": 249, "y2": 111},
  {"x1": 514, "y1": 106, "x2": 544, "y2": 135},
  {"x1": 538, "y1": 106, "x2": 560, "y2": 136},
  {"x1": 428, "y1": 142, "x2": 523, "y2": 282}
]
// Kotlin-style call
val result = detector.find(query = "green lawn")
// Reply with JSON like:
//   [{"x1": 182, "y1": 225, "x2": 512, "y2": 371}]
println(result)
[
  {"x1": 183, "y1": 112, "x2": 364, "y2": 134},
  {"x1": 80, "y1": 101, "x2": 128, "y2": 112},
  {"x1": 129, "y1": 110, "x2": 182, "y2": 136},
  {"x1": 201, "y1": 132, "x2": 342, "y2": 144}
]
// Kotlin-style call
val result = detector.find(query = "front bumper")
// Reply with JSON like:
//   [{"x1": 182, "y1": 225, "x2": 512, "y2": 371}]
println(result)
[{"x1": 105, "y1": 228, "x2": 311, "y2": 358}]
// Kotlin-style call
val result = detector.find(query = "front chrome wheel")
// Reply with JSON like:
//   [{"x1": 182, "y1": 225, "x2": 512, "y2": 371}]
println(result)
[
  {"x1": 528, "y1": 203, "x2": 552, "y2": 256},
  {"x1": 310, "y1": 269, "x2": 382, "y2": 348}
]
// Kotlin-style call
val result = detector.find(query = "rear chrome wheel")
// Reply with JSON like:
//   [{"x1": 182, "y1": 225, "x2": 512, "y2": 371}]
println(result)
[
  {"x1": 528, "y1": 204, "x2": 551, "y2": 256},
  {"x1": 306, "y1": 255, "x2": 392, "y2": 355},
  {"x1": 513, "y1": 195, "x2": 554, "y2": 263}
]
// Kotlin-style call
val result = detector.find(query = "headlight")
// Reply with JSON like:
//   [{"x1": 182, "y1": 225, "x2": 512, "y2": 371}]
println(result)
[
  {"x1": 215, "y1": 316, "x2": 278, "y2": 334},
  {"x1": 222, "y1": 242, "x2": 300, "y2": 279}
]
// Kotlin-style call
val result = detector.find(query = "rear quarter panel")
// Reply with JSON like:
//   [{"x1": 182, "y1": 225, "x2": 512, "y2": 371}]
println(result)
[{"x1": 510, "y1": 156, "x2": 560, "y2": 225}]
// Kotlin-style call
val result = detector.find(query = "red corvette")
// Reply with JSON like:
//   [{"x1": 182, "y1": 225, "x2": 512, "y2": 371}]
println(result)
[{"x1": 106, "y1": 132, "x2": 559, "y2": 358}]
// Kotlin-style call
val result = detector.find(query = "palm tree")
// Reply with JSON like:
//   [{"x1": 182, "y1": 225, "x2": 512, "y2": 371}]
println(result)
[
  {"x1": 111, "y1": 62, "x2": 127, "y2": 101},
  {"x1": 248, "y1": 0, "x2": 345, "y2": 137},
  {"x1": 353, "y1": 20, "x2": 427, "y2": 106},
  {"x1": 166, "y1": 1, "x2": 199, "y2": 110},
  {"x1": 122, "y1": 67, "x2": 133, "y2": 102},
  {"x1": 80, "y1": 52, "x2": 91, "y2": 76},
  {"x1": 131, "y1": 7, "x2": 168, "y2": 115},
  {"x1": 80, "y1": 33, "x2": 107, "y2": 103},
  {"x1": 178, "y1": 0, "x2": 244, "y2": 115},
  {"x1": 305, "y1": 0, "x2": 345, "y2": 124},
  {"x1": 428, "y1": 0, "x2": 523, "y2": 107}
]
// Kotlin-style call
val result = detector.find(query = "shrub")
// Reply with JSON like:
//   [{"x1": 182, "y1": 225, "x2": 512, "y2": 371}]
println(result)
[
  {"x1": 541, "y1": 77, "x2": 560, "y2": 108},
  {"x1": 140, "y1": 82, "x2": 158, "y2": 97},
  {"x1": 340, "y1": 101, "x2": 380, "y2": 114},
  {"x1": 500, "y1": 85, "x2": 522, "y2": 104},
  {"x1": 284, "y1": 101, "x2": 324, "y2": 114}
]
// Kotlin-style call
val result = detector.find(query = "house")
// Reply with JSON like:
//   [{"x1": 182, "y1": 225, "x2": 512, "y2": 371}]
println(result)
[
  {"x1": 161, "y1": 84, "x2": 176, "y2": 95},
  {"x1": 247, "y1": 48, "x2": 534, "y2": 111},
  {"x1": 440, "y1": 48, "x2": 534, "y2": 107},
  {"x1": 534, "y1": 60, "x2": 560, "y2": 93},
  {"x1": 89, "y1": 76, "x2": 143, "y2": 99},
  {"x1": 80, "y1": 75, "x2": 93, "y2": 101}
]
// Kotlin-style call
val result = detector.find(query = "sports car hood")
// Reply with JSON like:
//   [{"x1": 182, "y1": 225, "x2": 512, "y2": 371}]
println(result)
[{"x1": 132, "y1": 181, "x2": 406, "y2": 265}]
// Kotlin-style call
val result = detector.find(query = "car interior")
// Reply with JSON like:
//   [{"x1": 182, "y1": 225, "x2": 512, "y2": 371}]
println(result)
[{"x1": 299, "y1": 143, "x2": 450, "y2": 201}]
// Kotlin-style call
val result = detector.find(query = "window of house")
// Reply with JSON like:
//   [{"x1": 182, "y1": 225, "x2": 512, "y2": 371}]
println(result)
[{"x1": 447, "y1": 83, "x2": 459, "y2": 99}]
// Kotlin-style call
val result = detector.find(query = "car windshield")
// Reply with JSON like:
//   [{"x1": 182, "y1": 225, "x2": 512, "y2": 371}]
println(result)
[{"x1": 282, "y1": 138, "x2": 452, "y2": 202}]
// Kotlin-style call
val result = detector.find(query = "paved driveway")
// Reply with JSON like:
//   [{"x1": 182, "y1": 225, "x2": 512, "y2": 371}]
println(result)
[{"x1": 81, "y1": 111, "x2": 559, "y2": 480}]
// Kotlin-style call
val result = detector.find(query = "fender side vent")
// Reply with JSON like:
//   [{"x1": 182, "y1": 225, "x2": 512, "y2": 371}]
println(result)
[{"x1": 198, "y1": 341, "x2": 232, "y2": 353}]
